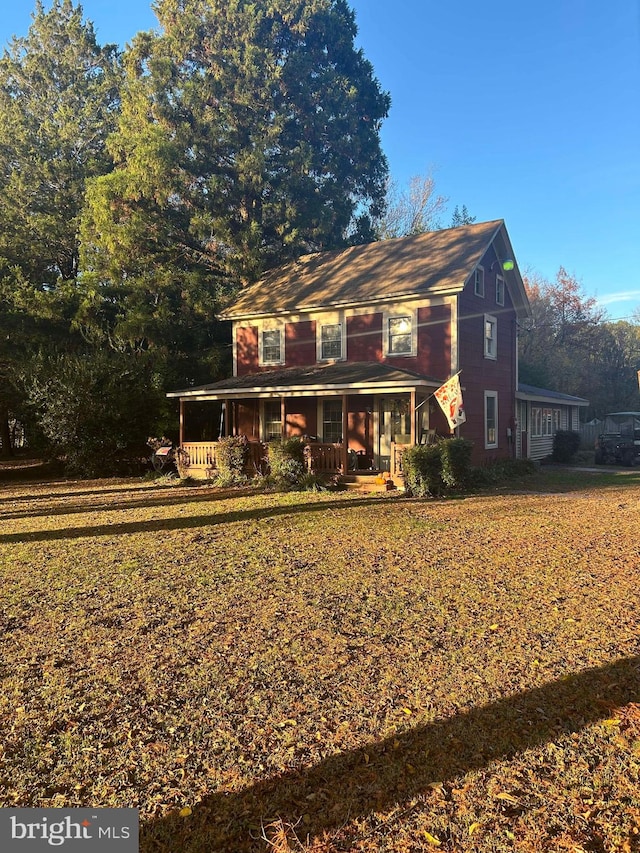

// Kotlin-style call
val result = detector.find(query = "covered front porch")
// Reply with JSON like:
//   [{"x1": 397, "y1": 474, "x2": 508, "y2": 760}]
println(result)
[{"x1": 167, "y1": 362, "x2": 445, "y2": 480}]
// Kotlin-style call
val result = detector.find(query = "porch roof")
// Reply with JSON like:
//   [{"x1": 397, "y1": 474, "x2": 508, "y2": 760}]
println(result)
[{"x1": 167, "y1": 361, "x2": 443, "y2": 400}]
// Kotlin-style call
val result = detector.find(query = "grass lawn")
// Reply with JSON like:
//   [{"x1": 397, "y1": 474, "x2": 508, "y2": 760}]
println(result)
[{"x1": 0, "y1": 469, "x2": 639, "y2": 852}]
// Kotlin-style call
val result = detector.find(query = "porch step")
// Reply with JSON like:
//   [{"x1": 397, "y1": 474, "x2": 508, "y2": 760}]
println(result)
[{"x1": 341, "y1": 473, "x2": 398, "y2": 492}]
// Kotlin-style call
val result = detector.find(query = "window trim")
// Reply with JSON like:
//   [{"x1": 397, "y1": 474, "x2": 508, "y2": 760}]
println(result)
[
  {"x1": 495, "y1": 275, "x2": 505, "y2": 306},
  {"x1": 321, "y1": 398, "x2": 343, "y2": 444},
  {"x1": 531, "y1": 406, "x2": 560, "y2": 438},
  {"x1": 484, "y1": 391, "x2": 498, "y2": 449},
  {"x1": 382, "y1": 308, "x2": 417, "y2": 358},
  {"x1": 484, "y1": 313, "x2": 497, "y2": 360},
  {"x1": 317, "y1": 321, "x2": 345, "y2": 362},
  {"x1": 260, "y1": 325, "x2": 284, "y2": 366},
  {"x1": 261, "y1": 399, "x2": 283, "y2": 441},
  {"x1": 474, "y1": 266, "x2": 485, "y2": 298}
]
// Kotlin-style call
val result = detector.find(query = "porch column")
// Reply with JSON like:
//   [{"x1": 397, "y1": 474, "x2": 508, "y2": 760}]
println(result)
[
  {"x1": 179, "y1": 399, "x2": 184, "y2": 446},
  {"x1": 280, "y1": 395, "x2": 286, "y2": 439},
  {"x1": 410, "y1": 389, "x2": 416, "y2": 445},
  {"x1": 341, "y1": 393, "x2": 349, "y2": 473},
  {"x1": 220, "y1": 400, "x2": 227, "y2": 438}
]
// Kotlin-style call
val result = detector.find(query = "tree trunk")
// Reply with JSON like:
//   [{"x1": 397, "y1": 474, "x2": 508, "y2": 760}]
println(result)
[{"x1": 0, "y1": 405, "x2": 13, "y2": 457}]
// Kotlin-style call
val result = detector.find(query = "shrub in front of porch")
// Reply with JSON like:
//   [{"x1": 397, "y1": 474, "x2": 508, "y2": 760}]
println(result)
[
  {"x1": 265, "y1": 437, "x2": 306, "y2": 490},
  {"x1": 402, "y1": 443, "x2": 445, "y2": 497},
  {"x1": 212, "y1": 435, "x2": 249, "y2": 486},
  {"x1": 403, "y1": 437, "x2": 475, "y2": 497},
  {"x1": 440, "y1": 437, "x2": 474, "y2": 489}
]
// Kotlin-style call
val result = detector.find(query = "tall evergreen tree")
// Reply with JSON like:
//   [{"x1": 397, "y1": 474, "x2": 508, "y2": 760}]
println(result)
[
  {"x1": 80, "y1": 0, "x2": 390, "y2": 357},
  {"x1": 0, "y1": 0, "x2": 121, "y2": 453},
  {"x1": 450, "y1": 204, "x2": 476, "y2": 227},
  {"x1": 0, "y1": 0, "x2": 121, "y2": 290}
]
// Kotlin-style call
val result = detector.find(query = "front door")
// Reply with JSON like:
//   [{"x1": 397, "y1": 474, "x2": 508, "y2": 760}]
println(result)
[{"x1": 378, "y1": 396, "x2": 411, "y2": 471}]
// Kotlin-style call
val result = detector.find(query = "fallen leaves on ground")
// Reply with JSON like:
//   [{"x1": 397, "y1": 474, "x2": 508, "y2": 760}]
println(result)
[{"x1": 0, "y1": 471, "x2": 639, "y2": 851}]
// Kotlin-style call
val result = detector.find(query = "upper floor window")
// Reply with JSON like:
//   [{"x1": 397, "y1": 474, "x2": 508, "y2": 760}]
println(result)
[
  {"x1": 320, "y1": 323, "x2": 342, "y2": 360},
  {"x1": 474, "y1": 266, "x2": 485, "y2": 297},
  {"x1": 261, "y1": 328, "x2": 283, "y2": 365},
  {"x1": 484, "y1": 314, "x2": 497, "y2": 359},
  {"x1": 496, "y1": 275, "x2": 505, "y2": 306},
  {"x1": 388, "y1": 315, "x2": 413, "y2": 355}
]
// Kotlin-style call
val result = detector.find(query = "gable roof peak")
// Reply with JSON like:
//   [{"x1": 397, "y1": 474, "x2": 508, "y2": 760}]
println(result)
[{"x1": 220, "y1": 218, "x2": 525, "y2": 320}]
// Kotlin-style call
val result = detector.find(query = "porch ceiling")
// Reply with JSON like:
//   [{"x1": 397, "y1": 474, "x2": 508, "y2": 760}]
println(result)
[{"x1": 167, "y1": 361, "x2": 443, "y2": 400}]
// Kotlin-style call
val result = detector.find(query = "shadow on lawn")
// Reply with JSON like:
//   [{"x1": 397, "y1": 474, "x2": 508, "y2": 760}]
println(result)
[
  {"x1": 0, "y1": 485, "x2": 266, "y2": 521},
  {"x1": 141, "y1": 655, "x2": 640, "y2": 852},
  {"x1": 0, "y1": 482, "x2": 159, "y2": 506},
  {"x1": 0, "y1": 495, "x2": 409, "y2": 544}
]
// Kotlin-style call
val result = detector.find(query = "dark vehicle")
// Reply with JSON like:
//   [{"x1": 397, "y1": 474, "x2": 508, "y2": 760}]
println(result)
[{"x1": 595, "y1": 412, "x2": 640, "y2": 466}]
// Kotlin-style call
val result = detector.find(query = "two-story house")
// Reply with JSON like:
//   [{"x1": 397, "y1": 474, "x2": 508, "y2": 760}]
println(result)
[{"x1": 167, "y1": 220, "x2": 587, "y2": 478}]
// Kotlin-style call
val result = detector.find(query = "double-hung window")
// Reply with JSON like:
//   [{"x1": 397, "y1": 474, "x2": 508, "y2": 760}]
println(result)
[
  {"x1": 261, "y1": 328, "x2": 282, "y2": 365},
  {"x1": 263, "y1": 400, "x2": 282, "y2": 440},
  {"x1": 485, "y1": 391, "x2": 498, "y2": 448},
  {"x1": 496, "y1": 275, "x2": 505, "y2": 306},
  {"x1": 322, "y1": 400, "x2": 343, "y2": 443},
  {"x1": 320, "y1": 323, "x2": 342, "y2": 360},
  {"x1": 474, "y1": 266, "x2": 485, "y2": 297},
  {"x1": 484, "y1": 314, "x2": 497, "y2": 359},
  {"x1": 388, "y1": 315, "x2": 413, "y2": 355}
]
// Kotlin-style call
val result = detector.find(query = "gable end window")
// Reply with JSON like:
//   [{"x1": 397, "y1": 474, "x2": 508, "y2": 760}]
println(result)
[
  {"x1": 484, "y1": 314, "x2": 497, "y2": 359},
  {"x1": 474, "y1": 266, "x2": 485, "y2": 297},
  {"x1": 261, "y1": 328, "x2": 283, "y2": 365},
  {"x1": 496, "y1": 275, "x2": 505, "y2": 306},
  {"x1": 388, "y1": 315, "x2": 413, "y2": 355},
  {"x1": 320, "y1": 323, "x2": 342, "y2": 360}
]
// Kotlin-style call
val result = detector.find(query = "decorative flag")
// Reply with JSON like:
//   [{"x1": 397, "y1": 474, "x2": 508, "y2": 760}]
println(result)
[{"x1": 434, "y1": 373, "x2": 466, "y2": 431}]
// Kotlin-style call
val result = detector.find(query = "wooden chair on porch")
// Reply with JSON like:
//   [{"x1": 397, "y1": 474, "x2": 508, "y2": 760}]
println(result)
[{"x1": 419, "y1": 428, "x2": 438, "y2": 445}]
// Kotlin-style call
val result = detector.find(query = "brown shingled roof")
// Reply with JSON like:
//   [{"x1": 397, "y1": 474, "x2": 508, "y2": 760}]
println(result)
[
  {"x1": 167, "y1": 361, "x2": 443, "y2": 399},
  {"x1": 220, "y1": 219, "x2": 507, "y2": 319}
]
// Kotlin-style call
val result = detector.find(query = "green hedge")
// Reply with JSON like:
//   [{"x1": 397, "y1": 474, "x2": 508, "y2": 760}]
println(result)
[
  {"x1": 402, "y1": 442, "x2": 445, "y2": 497},
  {"x1": 214, "y1": 435, "x2": 249, "y2": 485},
  {"x1": 439, "y1": 437, "x2": 474, "y2": 489},
  {"x1": 403, "y1": 437, "x2": 474, "y2": 497},
  {"x1": 552, "y1": 430, "x2": 581, "y2": 463},
  {"x1": 266, "y1": 437, "x2": 306, "y2": 489}
]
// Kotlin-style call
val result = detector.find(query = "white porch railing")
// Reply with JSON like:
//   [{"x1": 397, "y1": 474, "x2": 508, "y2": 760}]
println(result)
[
  {"x1": 180, "y1": 440, "x2": 414, "y2": 478},
  {"x1": 180, "y1": 441, "x2": 265, "y2": 475},
  {"x1": 181, "y1": 442, "x2": 218, "y2": 468},
  {"x1": 180, "y1": 440, "x2": 346, "y2": 476},
  {"x1": 391, "y1": 442, "x2": 412, "y2": 478}
]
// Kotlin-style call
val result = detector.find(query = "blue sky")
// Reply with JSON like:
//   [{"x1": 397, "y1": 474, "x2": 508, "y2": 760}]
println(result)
[{"x1": 2, "y1": 0, "x2": 639, "y2": 319}]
